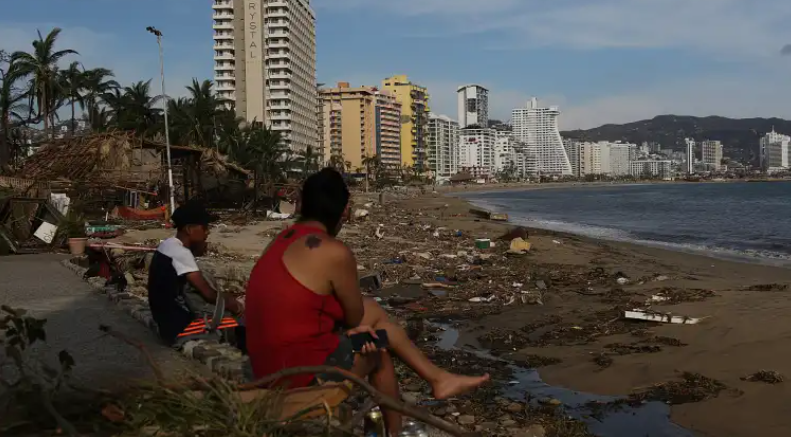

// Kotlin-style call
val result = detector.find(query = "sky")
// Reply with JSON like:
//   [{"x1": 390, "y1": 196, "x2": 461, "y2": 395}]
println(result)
[{"x1": 2, "y1": 0, "x2": 791, "y2": 130}]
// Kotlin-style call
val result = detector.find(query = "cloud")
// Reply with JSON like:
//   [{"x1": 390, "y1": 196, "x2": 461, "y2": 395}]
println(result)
[
  {"x1": 782, "y1": 44, "x2": 791, "y2": 55},
  {"x1": 334, "y1": 0, "x2": 791, "y2": 57},
  {"x1": 560, "y1": 74, "x2": 791, "y2": 130}
]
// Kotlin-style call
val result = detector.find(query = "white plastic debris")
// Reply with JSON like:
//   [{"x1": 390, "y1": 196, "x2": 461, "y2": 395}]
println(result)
[
  {"x1": 266, "y1": 211, "x2": 291, "y2": 220},
  {"x1": 617, "y1": 277, "x2": 629, "y2": 285},
  {"x1": 375, "y1": 224, "x2": 385, "y2": 240},
  {"x1": 624, "y1": 309, "x2": 703, "y2": 325},
  {"x1": 469, "y1": 295, "x2": 496, "y2": 303},
  {"x1": 353, "y1": 209, "x2": 370, "y2": 219}
]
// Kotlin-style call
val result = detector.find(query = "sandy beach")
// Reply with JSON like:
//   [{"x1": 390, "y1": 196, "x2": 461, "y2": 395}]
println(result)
[{"x1": 408, "y1": 192, "x2": 791, "y2": 437}]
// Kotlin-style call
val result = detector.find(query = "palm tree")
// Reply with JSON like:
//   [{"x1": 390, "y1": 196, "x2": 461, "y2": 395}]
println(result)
[
  {"x1": 11, "y1": 28, "x2": 78, "y2": 139},
  {"x1": 328, "y1": 154, "x2": 346, "y2": 173},
  {"x1": 184, "y1": 79, "x2": 227, "y2": 148},
  {"x1": 58, "y1": 61, "x2": 87, "y2": 134},
  {"x1": 296, "y1": 145, "x2": 319, "y2": 176},
  {"x1": 227, "y1": 124, "x2": 287, "y2": 209},
  {"x1": 0, "y1": 52, "x2": 30, "y2": 170},
  {"x1": 82, "y1": 67, "x2": 118, "y2": 128},
  {"x1": 114, "y1": 80, "x2": 160, "y2": 136},
  {"x1": 361, "y1": 154, "x2": 381, "y2": 192}
]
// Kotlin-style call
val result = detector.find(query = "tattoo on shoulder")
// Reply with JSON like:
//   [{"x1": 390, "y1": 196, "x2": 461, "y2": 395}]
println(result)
[{"x1": 305, "y1": 235, "x2": 322, "y2": 249}]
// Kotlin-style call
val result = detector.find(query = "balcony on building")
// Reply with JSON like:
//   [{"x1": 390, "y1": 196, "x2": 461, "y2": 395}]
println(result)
[{"x1": 213, "y1": 21, "x2": 234, "y2": 30}]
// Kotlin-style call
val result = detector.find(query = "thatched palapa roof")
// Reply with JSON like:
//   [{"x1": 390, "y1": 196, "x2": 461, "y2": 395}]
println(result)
[{"x1": 15, "y1": 132, "x2": 248, "y2": 187}]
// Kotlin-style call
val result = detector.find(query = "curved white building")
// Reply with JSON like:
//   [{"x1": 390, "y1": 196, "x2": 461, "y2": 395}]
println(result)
[{"x1": 512, "y1": 97, "x2": 571, "y2": 176}]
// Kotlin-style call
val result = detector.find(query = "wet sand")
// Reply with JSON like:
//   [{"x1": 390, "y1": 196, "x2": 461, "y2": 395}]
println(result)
[{"x1": 407, "y1": 192, "x2": 791, "y2": 437}]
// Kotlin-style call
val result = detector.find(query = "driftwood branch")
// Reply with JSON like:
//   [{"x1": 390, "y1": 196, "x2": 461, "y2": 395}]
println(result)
[{"x1": 240, "y1": 365, "x2": 475, "y2": 437}]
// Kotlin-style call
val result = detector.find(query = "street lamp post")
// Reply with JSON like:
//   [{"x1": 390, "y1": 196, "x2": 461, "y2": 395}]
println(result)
[{"x1": 146, "y1": 26, "x2": 176, "y2": 215}]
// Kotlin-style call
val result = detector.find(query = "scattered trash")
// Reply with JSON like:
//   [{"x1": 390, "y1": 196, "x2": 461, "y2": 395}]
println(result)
[
  {"x1": 552, "y1": 240, "x2": 562, "y2": 245},
  {"x1": 469, "y1": 295, "x2": 496, "y2": 303},
  {"x1": 648, "y1": 295, "x2": 670, "y2": 304},
  {"x1": 353, "y1": 209, "x2": 370, "y2": 219},
  {"x1": 508, "y1": 237, "x2": 531, "y2": 254},
  {"x1": 474, "y1": 238, "x2": 491, "y2": 250},
  {"x1": 266, "y1": 211, "x2": 291, "y2": 220},
  {"x1": 617, "y1": 277, "x2": 629, "y2": 285},
  {"x1": 375, "y1": 224, "x2": 385, "y2": 239},
  {"x1": 741, "y1": 370, "x2": 784, "y2": 384},
  {"x1": 359, "y1": 273, "x2": 383, "y2": 292},
  {"x1": 624, "y1": 309, "x2": 705, "y2": 325}
]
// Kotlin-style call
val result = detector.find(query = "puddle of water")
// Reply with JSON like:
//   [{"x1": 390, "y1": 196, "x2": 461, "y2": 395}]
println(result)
[{"x1": 434, "y1": 325, "x2": 695, "y2": 437}]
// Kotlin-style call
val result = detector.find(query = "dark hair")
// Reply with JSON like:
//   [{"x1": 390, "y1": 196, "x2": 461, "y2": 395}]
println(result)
[
  {"x1": 299, "y1": 168, "x2": 350, "y2": 232},
  {"x1": 172, "y1": 200, "x2": 215, "y2": 231}
]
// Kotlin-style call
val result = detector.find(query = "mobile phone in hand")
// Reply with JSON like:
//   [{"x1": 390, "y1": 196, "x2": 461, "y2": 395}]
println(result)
[{"x1": 349, "y1": 329, "x2": 389, "y2": 352}]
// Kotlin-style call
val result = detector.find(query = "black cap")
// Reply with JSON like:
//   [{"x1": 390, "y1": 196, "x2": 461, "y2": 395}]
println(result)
[{"x1": 171, "y1": 201, "x2": 216, "y2": 228}]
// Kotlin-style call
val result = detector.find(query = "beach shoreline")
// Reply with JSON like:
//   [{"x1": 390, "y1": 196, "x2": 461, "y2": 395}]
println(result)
[
  {"x1": 407, "y1": 191, "x2": 791, "y2": 437},
  {"x1": 433, "y1": 177, "x2": 791, "y2": 195}
]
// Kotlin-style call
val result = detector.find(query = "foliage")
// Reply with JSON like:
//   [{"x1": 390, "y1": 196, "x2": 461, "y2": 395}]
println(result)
[
  {"x1": 59, "y1": 210, "x2": 87, "y2": 239},
  {"x1": 3, "y1": 26, "x2": 301, "y2": 187},
  {"x1": 116, "y1": 378, "x2": 322, "y2": 437},
  {"x1": 0, "y1": 305, "x2": 77, "y2": 435},
  {"x1": 11, "y1": 28, "x2": 78, "y2": 138}
]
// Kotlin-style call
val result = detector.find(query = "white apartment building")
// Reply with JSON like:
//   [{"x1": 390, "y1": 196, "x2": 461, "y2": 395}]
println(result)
[
  {"x1": 212, "y1": 0, "x2": 318, "y2": 152},
  {"x1": 511, "y1": 142, "x2": 538, "y2": 179},
  {"x1": 759, "y1": 128, "x2": 791, "y2": 172},
  {"x1": 685, "y1": 138, "x2": 695, "y2": 174},
  {"x1": 562, "y1": 139, "x2": 582, "y2": 178},
  {"x1": 579, "y1": 143, "x2": 603, "y2": 176},
  {"x1": 427, "y1": 113, "x2": 460, "y2": 179},
  {"x1": 458, "y1": 127, "x2": 496, "y2": 177},
  {"x1": 630, "y1": 160, "x2": 673, "y2": 180},
  {"x1": 608, "y1": 143, "x2": 634, "y2": 176},
  {"x1": 457, "y1": 84, "x2": 489, "y2": 129},
  {"x1": 700, "y1": 140, "x2": 723, "y2": 171},
  {"x1": 512, "y1": 97, "x2": 572, "y2": 176},
  {"x1": 494, "y1": 131, "x2": 515, "y2": 174}
]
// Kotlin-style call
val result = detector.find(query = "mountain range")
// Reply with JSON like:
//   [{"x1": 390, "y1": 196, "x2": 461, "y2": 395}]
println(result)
[{"x1": 559, "y1": 115, "x2": 791, "y2": 165}]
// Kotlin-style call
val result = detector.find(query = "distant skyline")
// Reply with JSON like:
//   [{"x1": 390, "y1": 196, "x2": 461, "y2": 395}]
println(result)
[{"x1": 2, "y1": 0, "x2": 791, "y2": 130}]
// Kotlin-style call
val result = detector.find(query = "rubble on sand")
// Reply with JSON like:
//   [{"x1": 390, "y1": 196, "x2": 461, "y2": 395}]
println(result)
[
  {"x1": 741, "y1": 370, "x2": 784, "y2": 384},
  {"x1": 628, "y1": 372, "x2": 731, "y2": 405}
]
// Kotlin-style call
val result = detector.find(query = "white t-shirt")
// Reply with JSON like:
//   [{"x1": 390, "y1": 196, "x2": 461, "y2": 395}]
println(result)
[{"x1": 157, "y1": 237, "x2": 200, "y2": 276}]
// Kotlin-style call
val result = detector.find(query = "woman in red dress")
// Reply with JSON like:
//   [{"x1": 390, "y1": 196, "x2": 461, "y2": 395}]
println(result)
[{"x1": 245, "y1": 168, "x2": 489, "y2": 434}]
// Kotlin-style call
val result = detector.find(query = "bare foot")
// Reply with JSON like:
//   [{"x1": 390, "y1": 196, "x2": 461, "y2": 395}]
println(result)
[{"x1": 432, "y1": 372, "x2": 490, "y2": 399}]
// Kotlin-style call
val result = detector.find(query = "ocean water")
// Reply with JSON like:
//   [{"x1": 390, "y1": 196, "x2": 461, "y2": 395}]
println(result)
[{"x1": 459, "y1": 182, "x2": 791, "y2": 266}]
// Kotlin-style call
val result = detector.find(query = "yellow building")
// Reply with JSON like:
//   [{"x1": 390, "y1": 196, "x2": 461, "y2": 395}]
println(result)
[
  {"x1": 381, "y1": 75, "x2": 430, "y2": 170},
  {"x1": 319, "y1": 82, "x2": 401, "y2": 171}
]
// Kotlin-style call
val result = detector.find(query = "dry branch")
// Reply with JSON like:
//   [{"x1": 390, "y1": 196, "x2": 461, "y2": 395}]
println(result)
[{"x1": 241, "y1": 365, "x2": 475, "y2": 437}]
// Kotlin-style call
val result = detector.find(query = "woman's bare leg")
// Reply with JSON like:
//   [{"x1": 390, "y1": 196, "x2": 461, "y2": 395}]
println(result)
[
  {"x1": 349, "y1": 351, "x2": 402, "y2": 434},
  {"x1": 360, "y1": 298, "x2": 489, "y2": 399}
]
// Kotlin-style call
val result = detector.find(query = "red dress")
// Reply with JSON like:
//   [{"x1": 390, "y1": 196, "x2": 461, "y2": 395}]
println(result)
[{"x1": 245, "y1": 224, "x2": 344, "y2": 388}]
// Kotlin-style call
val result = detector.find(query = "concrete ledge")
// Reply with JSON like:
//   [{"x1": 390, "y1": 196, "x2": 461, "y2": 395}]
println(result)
[{"x1": 60, "y1": 258, "x2": 251, "y2": 382}]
